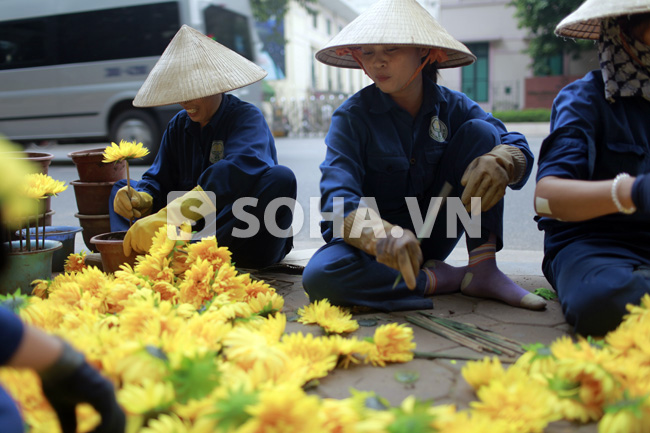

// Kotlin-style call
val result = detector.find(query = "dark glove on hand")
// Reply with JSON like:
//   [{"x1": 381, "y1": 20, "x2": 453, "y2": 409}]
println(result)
[
  {"x1": 631, "y1": 174, "x2": 650, "y2": 213},
  {"x1": 38, "y1": 341, "x2": 125, "y2": 433}
]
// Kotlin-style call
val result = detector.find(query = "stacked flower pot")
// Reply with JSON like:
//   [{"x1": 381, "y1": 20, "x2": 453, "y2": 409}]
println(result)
[{"x1": 68, "y1": 148, "x2": 126, "y2": 252}]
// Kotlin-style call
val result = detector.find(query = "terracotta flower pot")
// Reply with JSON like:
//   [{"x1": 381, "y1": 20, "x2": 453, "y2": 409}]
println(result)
[
  {"x1": 2, "y1": 151, "x2": 54, "y2": 218},
  {"x1": 17, "y1": 226, "x2": 83, "y2": 272},
  {"x1": 70, "y1": 180, "x2": 116, "y2": 215},
  {"x1": 68, "y1": 148, "x2": 126, "y2": 182},
  {"x1": 90, "y1": 231, "x2": 138, "y2": 273},
  {"x1": 1, "y1": 151, "x2": 54, "y2": 175},
  {"x1": 75, "y1": 213, "x2": 111, "y2": 252},
  {"x1": 1, "y1": 240, "x2": 62, "y2": 295}
]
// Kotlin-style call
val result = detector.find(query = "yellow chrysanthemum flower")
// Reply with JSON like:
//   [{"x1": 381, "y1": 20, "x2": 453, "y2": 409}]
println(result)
[
  {"x1": 184, "y1": 236, "x2": 231, "y2": 269},
  {"x1": 280, "y1": 332, "x2": 339, "y2": 381},
  {"x1": 237, "y1": 384, "x2": 326, "y2": 433},
  {"x1": 117, "y1": 379, "x2": 175, "y2": 416},
  {"x1": 471, "y1": 374, "x2": 560, "y2": 433},
  {"x1": 139, "y1": 413, "x2": 191, "y2": 433},
  {"x1": 548, "y1": 359, "x2": 622, "y2": 423},
  {"x1": 247, "y1": 291, "x2": 284, "y2": 316},
  {"x1": 23, "y1": 172, "x2": 67, "y2": 198},
  {"x1": 319, "y1": 398, "x2": 362, "y2": 433},
  {"x1": 599, "y1": 394, "x2": 650, "y2": 433},
  {"x1": 326, "y1": 334, "x2": 372, "y2": 369},
  {"x1": 462, "y1": 356, "x2": 506, "y2": 390},
  {"x1": 0, "y1": 137, "x2": 42, "y2": 223},
  {"x1": 223, "y1": 325, "x2": 289, "y2": 376},
  {"x1": 64, "y1": 251, "x2": 87, "y2": 273},
  {"x1": 102, "y1": 140, "x2": 150, "y2": 163},
  {"x1": 298, "y1": 299, "x2": 359, "y2": 334},
  {"x1": 435, "y1": 408, "x2": 512, "y2": 433},
  {"x1": 366, "y1": 323, "x2": 416, "y2": 367}
]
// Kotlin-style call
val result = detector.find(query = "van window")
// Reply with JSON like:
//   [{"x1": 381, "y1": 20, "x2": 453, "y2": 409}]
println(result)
[
  {"x1": 204, "y1": 5, "x2": 253, "y2": 61},
  {"x1": 0, "y1": 2, "x2": 180, "y2": 70}
]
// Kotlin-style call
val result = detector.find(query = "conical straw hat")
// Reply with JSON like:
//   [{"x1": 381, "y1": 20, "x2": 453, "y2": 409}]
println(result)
[
  {"x1": 133, "y1": 25, "x2": 267, "y2": 107},
  {"x1": 555, "y1": 0, "x2": 650, "y2": 40},
  {"x1": 316, "y1": 0, "x2": 475, "y2": 69}
]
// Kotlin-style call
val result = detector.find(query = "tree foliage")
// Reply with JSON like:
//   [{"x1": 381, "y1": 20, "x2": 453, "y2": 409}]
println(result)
[
  {"x1": 509, "y1": 0, "x2": 595, "y2": 76},
  {"x1": 251, "y1": 0, "x2": 317, "y2": 45}
]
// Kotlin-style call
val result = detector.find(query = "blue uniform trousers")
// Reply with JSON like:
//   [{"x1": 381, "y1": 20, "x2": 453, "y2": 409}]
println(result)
[
  {"x1": 543, "y1": 235, "x2": 650, "y2": 336},
  {"x1": 0, "y1": 388, "x2": 22, "y2": 432},
  {"x1": 303, "y1": 119, "x2": 505, "y2": 311},
  {"x1": 109, "y1": 165, "x2": 296, "y2": 268}
]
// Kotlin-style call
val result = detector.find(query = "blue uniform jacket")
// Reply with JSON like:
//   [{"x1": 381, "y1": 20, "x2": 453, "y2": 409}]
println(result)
[
  {"x1": 0, "y1": 307, "x2": 24, "y2": 365},
  {"x1": 319, "y1": 77, "x2": 533, "y2": 242},
  {"x1": 136, "y1": 94, "x2": 278, "y2": 211},
  {"x1": 536, "y1": 70, "x2": 650, "y2": 261}
]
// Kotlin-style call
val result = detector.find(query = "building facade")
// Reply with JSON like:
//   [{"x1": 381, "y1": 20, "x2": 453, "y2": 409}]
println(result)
[
  {"x1": 437, "y1": 0, "x2": 598, "y2": 111},
  {"x1": 264, "y1": 0, "x2": 370, "y2": 136}
]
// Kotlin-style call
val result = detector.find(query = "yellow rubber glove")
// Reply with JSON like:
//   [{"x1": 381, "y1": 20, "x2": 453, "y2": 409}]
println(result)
[
  {"x1": 460, "y1": 145, "x2": 527, "y2": 212},
  {"x1": 343, "y1": 208, "x2": 422, "y2": 290},
  {"x1": 113, "y1": 186, "x2": 153, "y2": 219},
  {"x1": 123, "y1": 208, "x2": 168, "y2": 256},
  {"x1": 123, "y1": 186, "x2": 216, "y2": 256}
]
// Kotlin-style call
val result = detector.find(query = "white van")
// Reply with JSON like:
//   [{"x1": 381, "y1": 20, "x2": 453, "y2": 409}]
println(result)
[{"x1": 0, "y1": 0, "x2": 263, "y2": 164}]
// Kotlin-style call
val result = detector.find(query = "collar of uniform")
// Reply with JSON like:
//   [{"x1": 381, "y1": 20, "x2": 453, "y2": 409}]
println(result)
[
  {"x1": 184, "y1": 93, "x2": 230, "y2": 136},
  {"x1": 369, "y1": 76, "x2": 444, "y2": 115}
]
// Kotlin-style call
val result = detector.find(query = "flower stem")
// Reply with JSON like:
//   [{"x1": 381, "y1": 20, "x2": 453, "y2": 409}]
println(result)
[{"x1": 126, "y1": 161, "x2": 133, "y2": 227}]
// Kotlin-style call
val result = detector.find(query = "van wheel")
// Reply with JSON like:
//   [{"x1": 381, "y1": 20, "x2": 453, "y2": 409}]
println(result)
[{"x1": 109, "y1": 109, "x2": 160, "y2": 165}]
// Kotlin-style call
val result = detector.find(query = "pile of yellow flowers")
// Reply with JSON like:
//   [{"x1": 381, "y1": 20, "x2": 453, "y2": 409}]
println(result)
[
  {"x1": 1, "y1": 223, "x2": 649, "y2": 433},
  {"x1": 0, "y1": 226, "x2": 417, "y2": 433}
]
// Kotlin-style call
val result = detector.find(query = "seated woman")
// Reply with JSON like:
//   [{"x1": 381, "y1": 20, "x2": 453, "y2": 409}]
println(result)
[
  {"x1": 535, "y1": 0, "x2": 650, "y2": 336},
  {"x1": 302, "y1": 0, "x2": 546, "y2": 312},
  {"x1": 109, "y1": 25, "x2": 295, "y2": 269}
]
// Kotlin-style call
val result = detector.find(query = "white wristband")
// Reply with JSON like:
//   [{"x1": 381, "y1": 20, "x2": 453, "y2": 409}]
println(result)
[{"x1": 611, "y1": 173, "x2": 636, "y2": 214}]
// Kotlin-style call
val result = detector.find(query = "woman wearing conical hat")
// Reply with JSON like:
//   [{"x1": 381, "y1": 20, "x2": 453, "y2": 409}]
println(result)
[
  {"x1": 534, "y1": 1, "x2": 650, "y2": 335},
  {"x1": 302, "y1": 0, "x2": 546, "y2": 312},
  {"x1": 108, "y1": 25, "x2": 296, "y2": 268}
]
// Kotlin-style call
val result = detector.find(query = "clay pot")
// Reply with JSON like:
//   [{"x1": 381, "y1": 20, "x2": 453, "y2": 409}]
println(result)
[
  {"x1": 90, "y1": 231, "x2": 138, "y2": 273},
  {"x1": 1, "y1": 151, "x2": 54, "y2": 175},
  {"x1": 17, "y1": 226, "x2": 83, "y2": 272},
  {"x1": 75, "y1": 213, "x2": 111, "y2": 252},
  {"x1": 70, "y1": 180, "x2": 115, "y2": 215},
  {"x1": 68, "y1": 148, "x2": 126, "y2": 182},
  {"x1": 1, "y1": 240, "x2": 62, "y2": 295}
]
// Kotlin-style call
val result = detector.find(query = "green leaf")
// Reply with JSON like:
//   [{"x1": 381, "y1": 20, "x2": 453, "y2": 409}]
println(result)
[
  {"x1": 167, "y1": 353, "x2": 221, "y2": 404},
  {"x1": 0, "y1": 290, "x2": 31, "y2": 313},
  {"x1": 210, "y1": 387, "x2": 259, "y2": 432},
  {"x1": 394, "y1": 370, "x2": 420, "y2": 385},
  {"x1": 533, "y1": 287, "x2": 558, "y2": 300},
  {"x1": 387, "y1": 398, "x2": 436, "y2": 433}
]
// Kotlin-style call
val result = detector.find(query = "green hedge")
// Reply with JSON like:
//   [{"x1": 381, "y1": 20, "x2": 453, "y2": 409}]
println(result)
[{"x1": 492, "y1": 108, "x2": 551, "y2": 123}]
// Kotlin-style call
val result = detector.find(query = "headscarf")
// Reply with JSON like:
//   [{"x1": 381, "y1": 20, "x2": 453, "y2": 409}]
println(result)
[{"x1": 598, "y1": 17, "x2": 650, "y2": 102}]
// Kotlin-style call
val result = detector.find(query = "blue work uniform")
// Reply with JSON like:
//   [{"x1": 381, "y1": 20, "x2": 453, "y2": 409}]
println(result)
[
  {"x1": 109, "y1": 94, "x2": 296, "y2": 268},
  {"x1": 0, "y1": 307, "x2": 27, "y2": 432},
  {"x1": 537, "y1": 69, "x2": 650, "y2": 336},
  {"x1": 303, "y1": 77, "x2": 533, "y2": 311}
]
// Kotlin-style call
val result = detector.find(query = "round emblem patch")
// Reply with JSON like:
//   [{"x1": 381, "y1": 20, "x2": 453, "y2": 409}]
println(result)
[{"x1": 429, "y1": 116, "x2": 448, "y2": 142}]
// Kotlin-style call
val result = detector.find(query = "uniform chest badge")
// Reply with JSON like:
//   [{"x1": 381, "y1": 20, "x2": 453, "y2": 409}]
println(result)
[
  {"x1": 429, "y1": 116, "x2": 448, "y2": 142},
  {"x1": 209, "y1": 140, "x2": 224, "y2": 163}
]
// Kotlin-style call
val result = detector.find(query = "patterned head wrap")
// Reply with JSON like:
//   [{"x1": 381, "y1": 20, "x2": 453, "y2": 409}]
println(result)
[{"x1": 598, "y1": 17, "x2": 650, "y2": 102}]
